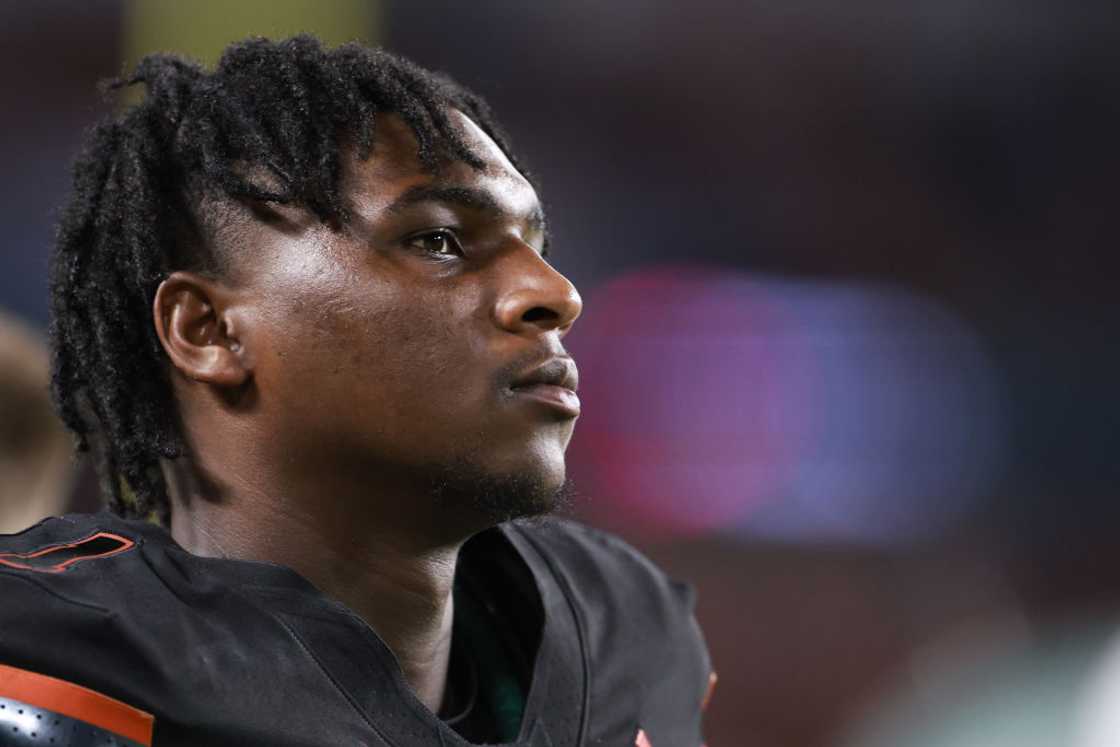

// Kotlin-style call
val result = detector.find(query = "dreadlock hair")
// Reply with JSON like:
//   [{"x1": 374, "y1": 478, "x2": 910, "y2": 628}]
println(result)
[{"x1": 49, "y1": 34, "x2": 529, "y2": 524}]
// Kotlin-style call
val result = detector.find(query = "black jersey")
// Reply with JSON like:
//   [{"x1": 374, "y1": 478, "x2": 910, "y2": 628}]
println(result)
[{"x1": 0, "y1": 512, "x2": 713, "y2": 747}]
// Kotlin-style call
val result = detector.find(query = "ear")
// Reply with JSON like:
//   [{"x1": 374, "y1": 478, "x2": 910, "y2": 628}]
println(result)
[{"x1": 152, "y1": 271, "x2": 250, "y2": 388}]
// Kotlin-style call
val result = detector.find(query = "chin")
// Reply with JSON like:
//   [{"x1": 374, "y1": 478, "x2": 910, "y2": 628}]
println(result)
[{"x1": 425, "y1": 452, "x2": 571, "y2": 524}]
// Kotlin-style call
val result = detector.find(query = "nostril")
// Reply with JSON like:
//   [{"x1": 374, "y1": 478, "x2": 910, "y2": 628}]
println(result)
[{"x1": 522, "y1": 306, "x2": 557, "y2": 324}]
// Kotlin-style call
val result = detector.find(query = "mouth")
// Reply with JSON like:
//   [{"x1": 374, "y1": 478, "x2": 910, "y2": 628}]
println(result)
[
  {"x1": 509, "y1": 382, "x2": 581, "y2": 418},
  {"x1": 508, "y1": 357, "x2": 581, "y2": 418}
]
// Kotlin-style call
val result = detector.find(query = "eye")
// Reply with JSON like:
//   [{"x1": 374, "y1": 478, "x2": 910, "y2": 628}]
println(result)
[{"x1": 405, "y1": 229, "x2": 463, "y2": 258}]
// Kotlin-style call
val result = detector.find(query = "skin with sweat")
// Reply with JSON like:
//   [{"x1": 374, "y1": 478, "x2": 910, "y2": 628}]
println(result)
[{"x1": 153, "y1": 110, "x2": 582, "y2": 712}]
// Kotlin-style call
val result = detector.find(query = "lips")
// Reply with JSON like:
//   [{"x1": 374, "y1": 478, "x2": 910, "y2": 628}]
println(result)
[
  {"x1": 510, "y1": 357, "x2": 579, "y2": 392},
  {"x1": 509, "y1": 357, "x2": 580, "y2": 417}
]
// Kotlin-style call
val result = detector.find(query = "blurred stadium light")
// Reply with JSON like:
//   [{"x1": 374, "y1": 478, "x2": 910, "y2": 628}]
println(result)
[
  {"x1": 567, "y1": 264, "x2": 1008, "y2": 545},
  {"x1": 124, "y1": 0, "x2": 378, "y2": 67},
  {"x1": 839, "y1": 621, "x2": 1119, "y2": 747}
]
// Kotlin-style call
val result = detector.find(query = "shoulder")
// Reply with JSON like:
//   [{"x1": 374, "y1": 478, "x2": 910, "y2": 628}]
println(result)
[
  {"x1": 508, "y1": 516, "x2": 699, "y2": 617},
  {"x1": 0, "y1": 513, "x2": 325, "y2": 746},
  {"x1": 0, "y1": 512, "x2": 283, "y2": 666},
  {"x1": 506, "y1": 518, "x2": 713, "y2": 731},
  {"x1": 0, "y1": 512, "x2": 165, "y2": 609},
  {"x1": 0, "y1": 512, "x2": 182, "y2": 663},
  {"x1": 0, "y1": 513, "x2": 171, "y2": 745}
]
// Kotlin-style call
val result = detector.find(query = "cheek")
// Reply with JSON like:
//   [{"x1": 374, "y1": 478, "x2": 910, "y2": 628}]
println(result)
[
  {"x1": 345, "y1": 301, "x2": 464, "y2": 398},
  {"x1": 259, "y1": 273, "x2": 483, "y2": 430}
]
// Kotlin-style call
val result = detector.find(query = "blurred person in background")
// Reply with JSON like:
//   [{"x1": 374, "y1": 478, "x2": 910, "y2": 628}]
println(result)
[{"x1": 0, "y1": 312, "x2": 73, "y2": 533}]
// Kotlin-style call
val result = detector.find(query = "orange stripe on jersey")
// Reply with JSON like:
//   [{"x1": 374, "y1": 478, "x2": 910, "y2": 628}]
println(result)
[{"x1": 0, "y1": 664, "x2": 154, "y2": 745}]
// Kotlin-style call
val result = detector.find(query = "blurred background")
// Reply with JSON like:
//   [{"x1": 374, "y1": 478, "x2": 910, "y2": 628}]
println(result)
[{"x1": 0, "y1": 1, "x2": 1116, "y2": 744}]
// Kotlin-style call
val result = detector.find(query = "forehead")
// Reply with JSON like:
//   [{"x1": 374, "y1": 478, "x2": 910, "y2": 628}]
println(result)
[{"x1": 341, "y1": 109, "x2": 540, "y2": 221}]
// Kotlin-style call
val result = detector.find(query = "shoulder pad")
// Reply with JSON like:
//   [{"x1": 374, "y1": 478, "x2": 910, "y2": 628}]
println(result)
[{"x1": 0, "y1": 663, "x2": 154, "y2": 746}]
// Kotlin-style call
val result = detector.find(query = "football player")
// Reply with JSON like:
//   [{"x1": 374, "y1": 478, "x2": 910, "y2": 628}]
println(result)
[{"x1": 0, "y1": 35, "x2": 713, "y2": 746}]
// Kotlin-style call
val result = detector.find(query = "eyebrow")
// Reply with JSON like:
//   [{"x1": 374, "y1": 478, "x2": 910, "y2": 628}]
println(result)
[{"x1": 386, "y1": 184, "x2": 550, "y2": 251}]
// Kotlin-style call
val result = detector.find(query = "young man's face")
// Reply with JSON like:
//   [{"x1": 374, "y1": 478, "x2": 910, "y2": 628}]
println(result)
[{"x1": 222, "y1": 111, "x2": 582, "y2": 520}]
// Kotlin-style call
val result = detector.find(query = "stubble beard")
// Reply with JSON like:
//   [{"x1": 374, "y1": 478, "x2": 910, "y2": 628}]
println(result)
[{"x1": 425, "y1": 454, "x2": 576, "y2": 525}]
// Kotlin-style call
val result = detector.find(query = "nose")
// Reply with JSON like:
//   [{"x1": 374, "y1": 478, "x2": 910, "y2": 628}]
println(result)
[{"x1": 493, "y1": 245, "x2": 582, "y2": 338}]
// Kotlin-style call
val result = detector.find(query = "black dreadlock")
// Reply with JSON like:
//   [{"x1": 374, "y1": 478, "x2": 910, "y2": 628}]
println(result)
[{"x1": 48, "y1": 34, "x2": 529, "y2": 523}]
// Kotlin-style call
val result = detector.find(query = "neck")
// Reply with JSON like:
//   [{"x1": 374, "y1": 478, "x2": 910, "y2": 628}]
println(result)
[{"x1": 165, "y1": 457, "x2": 473, "y2": 713}]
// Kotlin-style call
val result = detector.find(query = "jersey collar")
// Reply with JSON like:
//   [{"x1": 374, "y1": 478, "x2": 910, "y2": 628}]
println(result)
[{"x1": 228, "y1": 521, "x2": 589, "y2": 747}]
